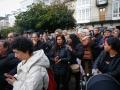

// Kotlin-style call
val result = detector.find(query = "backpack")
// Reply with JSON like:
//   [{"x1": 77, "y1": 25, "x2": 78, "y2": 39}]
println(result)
[{"x1": 47, "y1": 68, "x2": 57, "y2": 90}]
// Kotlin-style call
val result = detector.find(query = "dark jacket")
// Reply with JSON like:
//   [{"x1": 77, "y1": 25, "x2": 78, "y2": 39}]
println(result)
[
  {"x1": 33, "y1": 40, "x2": 51, "y2": 57},
  {"x1": 49, "y1": 45, "x2": 71, "y2": 75},
  {"x1": 70, "y1": 43, "x2": 84, "y2": 64},
  {"x1": 0, "y1": 53, "x2": 19, "y2": 90},
  {"x1": 92, "y1": 34, "x2": 103, "y2": 59},
  {"x1": 93, "y1": 51, "x2": 120, "y2": 83}
]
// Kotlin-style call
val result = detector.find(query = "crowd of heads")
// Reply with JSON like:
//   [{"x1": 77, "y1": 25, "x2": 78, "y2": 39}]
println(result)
[
  {"x1": 0, "y1": 26, "x2": 120, "y2": 56},
  {"x1": 0, "y1": 26, "x2": 120, "y2": 90}
]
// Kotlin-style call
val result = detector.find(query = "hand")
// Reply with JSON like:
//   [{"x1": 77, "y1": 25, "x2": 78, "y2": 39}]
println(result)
[
  {"x1": 55, "y1": 59, "x2": 61, "y2": 64},
  {"x1": 4, "y1": 73, "x2": 16, "y2": 85},
  {"x1": 54, "y1": 56, "x2": 59, "y2": 62},
  {"x1": 66, "y1": 45, "x2": 72, "y2": 51}
]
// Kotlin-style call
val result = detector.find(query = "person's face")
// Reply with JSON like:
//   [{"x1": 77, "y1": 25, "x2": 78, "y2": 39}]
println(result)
[
  {"x1": 13, "y1": 49, "x2": 29, "y2": 61},
  {"x1": 104, "y1": 31, "x2": 111, "y2": 37},
  {"x1": 112, "y1": 31, "x2": 119, "y2": 38},
  {"x1": 7, "y1": 33, "x2": 14, "y2": 43},
  {"x1": 43, "y1": 34, "x2": 48, "y2": 40},
  {"x1": 31, "y1": 34, "x2": 39, "y2": 42},
  {"x1": 67, "y1": 36, "x2": 72, "y2": 45},
  {"x1": 0, "y1": 42, "x2": 7, "y2": 55},
  {"x1": 104, "y1": 41, "x2": 111, "y2": 52},
  {"x1": 94, "y1": 29, "x2": 99, "y2": 35},
  {"x1": 39, "y1": 34, "x2": 43, "y2": 40},
  {"x1": 63, "y1": 31, "x2": 67, "y2": 36},
  {"x1": 56, "y1": 36, "x2": 63, "y2": 46},
  {"x1": 55, "y1": 32, "x2": 59, "y2": 36}
]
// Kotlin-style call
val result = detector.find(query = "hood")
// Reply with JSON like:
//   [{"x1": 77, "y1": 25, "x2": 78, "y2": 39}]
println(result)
[{"x1": 20, "y1": 49, "x2": 50, "y2": 72}]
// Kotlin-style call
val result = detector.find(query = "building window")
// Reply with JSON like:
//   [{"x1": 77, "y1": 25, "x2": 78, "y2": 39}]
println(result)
[
  {"x1": 79, "y1": 8, "x2": 90, "y2": 23},
  {"x1": 76, "y1": 0, "x2": 90, "y2": 23},
  {"x1": 99, "y1": 8, "x2": 106, "y2": 21},
  {"x1": 79, "y1": 0, "x2": 90, "y2": 5},
  {"x1": 112, "y1": 0, "x2": 120, "y2": 20}
]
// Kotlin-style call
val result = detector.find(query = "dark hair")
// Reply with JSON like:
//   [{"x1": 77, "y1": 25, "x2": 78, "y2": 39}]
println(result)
[
  {"x1": 55, "y1": 35, "x2": 66, "y2": 45},
  {"x1": 12, "y1": 36, "x2": 33, "y2": 54},
  {"x1": 0, "y1": 40, "x2": 9, "y2": 49},
  {"x1": 52, "y1": 35, "x2": 66, "y2": 53},
  {"x1": 106, "y1": 37, "x2": 120, "y2": 53},
  {"x1": 69, "y1": 34, "x2": 80, "y2": 48},
  {"x1": 104, "y1": 29, "x2": 112, "y2": 33}
]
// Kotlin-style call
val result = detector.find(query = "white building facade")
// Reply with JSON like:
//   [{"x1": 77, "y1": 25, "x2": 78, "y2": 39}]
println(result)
[
  {"x1": 112, "y1": 0, "x2": 120, "y2": 20},
  {"x1": 0, "y1": 17, "x2": 9, "y2": 30},
  {"x1": 75, "y1": 0, "x2": 120, "y2": 29},
  {"x1": 75, "y1": 0, "x2": 91, "y2": 24}
]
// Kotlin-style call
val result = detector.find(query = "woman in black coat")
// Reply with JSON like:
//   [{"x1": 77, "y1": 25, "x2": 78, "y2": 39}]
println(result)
[{"x1": 49, "y1": 35, "x2": 71, "y2": 90}]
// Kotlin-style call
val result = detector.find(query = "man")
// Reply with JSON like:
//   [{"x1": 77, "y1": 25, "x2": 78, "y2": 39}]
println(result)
[
  {"x1": 0, "y1": 40, "x2": 19, "y2": 90},
  {"x1": 92, "y1": 27, "x2": 103, "y2": 60},
  {"x1": 7, "y1": 32, "x2": 15, "y2": 44},
  {"x1": 7, "y1": 32, "x2": 19, "y2": 53},
  {"x1": 31, "y1": 33, "x2": 51, "y2": 56},
  {"x1": 54, "y1": 29, "x2": 62, "y2": 36}
]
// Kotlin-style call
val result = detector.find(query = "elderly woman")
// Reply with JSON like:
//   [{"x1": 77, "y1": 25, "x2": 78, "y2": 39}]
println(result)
[{"x1": 5, "y1": 37, "x2": 50, "y2": 90}]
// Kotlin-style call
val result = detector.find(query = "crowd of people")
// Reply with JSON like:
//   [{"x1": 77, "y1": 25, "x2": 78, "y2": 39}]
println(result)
[{"x1": 0, "y1": 27, "x2": 120, "y2": 90}]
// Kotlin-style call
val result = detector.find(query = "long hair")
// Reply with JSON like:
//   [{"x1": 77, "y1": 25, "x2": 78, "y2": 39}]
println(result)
[
  {"x1": 69, "y1": 34, "x2": 80, "y2": 48},
  {"x1": 52, "y1": 35, "x2": 66, "y2": 56},
  {"x1": 55, "y1": 35, "x2": 66, "y2": 47}
]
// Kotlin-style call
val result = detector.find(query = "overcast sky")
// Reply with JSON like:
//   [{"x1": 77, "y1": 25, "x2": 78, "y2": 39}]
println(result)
[{"x1": 0, "y1": 0, "x2": 22, "y2": 16}]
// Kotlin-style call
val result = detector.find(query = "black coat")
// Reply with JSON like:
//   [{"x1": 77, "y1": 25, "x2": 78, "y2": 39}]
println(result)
[
  {"x1": 33, "y1": 40, "x2": 51, "y2": 57},
  {"x1": 49, "y1": 45, "x2": 71, "y2": 75},
  {"x1": 93, "y1": 51, "x2": 120, "y2": 83},
  {"x1": 92, "y1": 34, "x2": 103, "y2": 59},
  {"x1": 70, "y1": 43, "x2": 84, "y2": 64},
  {"x1": 0, "y1": 53, "x2": 19, "y2": 90}
]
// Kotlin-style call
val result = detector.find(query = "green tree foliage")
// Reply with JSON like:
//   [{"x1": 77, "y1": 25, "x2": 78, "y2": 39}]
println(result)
[
  {"x1": 15, "y1": 2, "x2": 75, "y2": 33},
  {"x1": 0, "y1": 27, "x2": 16, "y2": 38}
]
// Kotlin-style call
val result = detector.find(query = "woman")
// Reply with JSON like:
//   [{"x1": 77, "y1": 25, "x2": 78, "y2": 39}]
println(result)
[
  {"x1": 93, "y1": 37, "x2": 120, "y2": 83},
  {"x1": 67, "y1": 34, "x2": 84, "y2": 90},
  {"x1": 5, "y1": 37, "x2": 50, "y2": 90},
  {"x1": 81, "y1": 36, "x2": 93, "y2": 75},
  {"x1": 49, "y1": 35, "x2": 71, "y2": 90}
]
